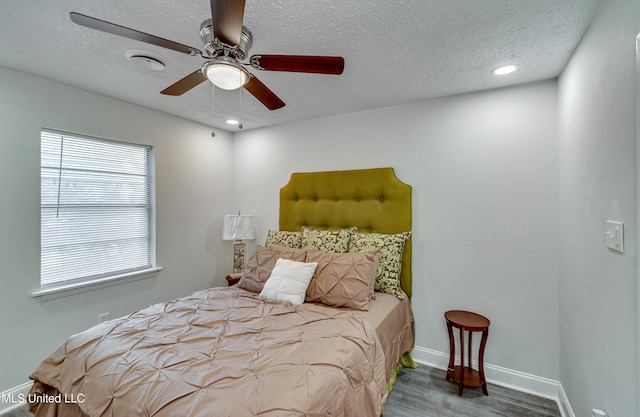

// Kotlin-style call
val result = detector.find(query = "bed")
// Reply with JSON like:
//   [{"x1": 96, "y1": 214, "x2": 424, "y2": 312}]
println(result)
[{"x1": 28, "y1": 167, "x2": 415, "y2": 417}]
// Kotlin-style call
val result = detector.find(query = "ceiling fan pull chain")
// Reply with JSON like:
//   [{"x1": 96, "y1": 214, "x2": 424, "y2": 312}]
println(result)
[
  {"x1": 239, "y1": 85, "x2": 243, "y2": 129},
  {"x1": 211, "y1": 83, "x2": 215, "y2": 119}
]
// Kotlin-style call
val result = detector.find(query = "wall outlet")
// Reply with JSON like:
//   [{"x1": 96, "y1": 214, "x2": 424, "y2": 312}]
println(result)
[{"x1": 98, "y1": 312, "x2": 110, "y2": 323}]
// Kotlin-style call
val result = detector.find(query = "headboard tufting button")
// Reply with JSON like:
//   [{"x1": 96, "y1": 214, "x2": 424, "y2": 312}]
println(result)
[
  {"x1": 356, "y1": 197, "x2": 361, "y2": 202},
  {"x1": 380, "y1": 196, "x2": 385, "y2": 202}
]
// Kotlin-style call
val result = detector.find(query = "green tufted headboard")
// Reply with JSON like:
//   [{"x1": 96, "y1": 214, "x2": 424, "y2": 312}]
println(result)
[{"x1": 279, "y1": 167, "x2": 412, "y2": 298}]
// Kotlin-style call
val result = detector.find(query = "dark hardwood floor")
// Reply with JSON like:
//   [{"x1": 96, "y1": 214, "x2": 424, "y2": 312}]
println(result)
[{"x1": 384, "y1": 364, "x2": 561, "y2": 417}]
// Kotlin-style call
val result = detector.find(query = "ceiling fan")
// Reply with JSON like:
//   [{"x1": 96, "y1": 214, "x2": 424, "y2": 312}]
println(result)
[{"x1": 70, "y1": 0, "x2": 345, "y2": 110}]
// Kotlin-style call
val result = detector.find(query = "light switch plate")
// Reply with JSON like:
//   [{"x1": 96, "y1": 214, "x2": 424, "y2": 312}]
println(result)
[{"x1": 605, "y1": 221, "x2": 623, "y2": 252}]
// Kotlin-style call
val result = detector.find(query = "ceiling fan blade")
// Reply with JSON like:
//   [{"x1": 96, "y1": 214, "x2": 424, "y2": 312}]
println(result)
[
  {"x1": 210, "y1": 0, "x2": 246, "y2": 46},
  {"x1": 243, "y1": 75, "x2": 285, "y2": 110},
  {"x1": 70, "y1": 12, "x2": 202, "y2": 56},
  {"x1": 250, "y1": 55, "x2": 344, "y2": 75},
  {"x1": 161, "y1": 70, "x2": 208, "y2": 96}
]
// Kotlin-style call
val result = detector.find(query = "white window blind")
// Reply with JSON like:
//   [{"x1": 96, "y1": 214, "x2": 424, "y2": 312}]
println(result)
[{"x1": 40, "y1": 129, "x2": 153, "y2": 288}]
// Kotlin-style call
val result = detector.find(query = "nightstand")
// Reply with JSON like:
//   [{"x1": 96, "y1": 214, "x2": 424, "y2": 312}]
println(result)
[
  {"x1": 445, "y1": 310, "x2": 490, "y2": 396},
  {"x1": 225, "y1": 274, "x2": 241, "y2": 286}
]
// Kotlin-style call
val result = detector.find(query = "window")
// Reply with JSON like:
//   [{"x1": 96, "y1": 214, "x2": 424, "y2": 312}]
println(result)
[{"x1": 39, "y1": 129, "x2": 155, "y2": 294}]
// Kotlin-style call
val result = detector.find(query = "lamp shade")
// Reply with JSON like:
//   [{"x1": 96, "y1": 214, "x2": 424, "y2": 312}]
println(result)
[{"x1": 222, "y1": 215, "x2": 256, "y2": 240}]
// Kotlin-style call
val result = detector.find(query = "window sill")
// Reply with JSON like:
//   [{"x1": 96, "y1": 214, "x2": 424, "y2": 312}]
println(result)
[{"x1": 32, "y1": 267, "x2": 163, "y2": 301}]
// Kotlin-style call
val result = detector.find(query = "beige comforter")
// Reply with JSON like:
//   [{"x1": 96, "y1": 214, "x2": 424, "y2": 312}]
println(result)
[{"x1": 28, "y1": 287, "x2": 387, "y2": 417}]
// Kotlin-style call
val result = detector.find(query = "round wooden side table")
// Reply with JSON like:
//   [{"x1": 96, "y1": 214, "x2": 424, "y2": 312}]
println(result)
[{"x1": 444, "y1": 310, "x2": 490, "y2": 396}]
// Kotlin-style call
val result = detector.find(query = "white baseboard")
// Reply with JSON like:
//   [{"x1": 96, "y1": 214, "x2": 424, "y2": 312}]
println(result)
[
  {"x1": 0, "y1": 381, "x2": 31, "y2": 414},
  {"x1": 557, "y1": 382, "x2": 576, "y2": 417},
  {"x1": 411, "y1": 345, "x2": 573, "y2": 417}
]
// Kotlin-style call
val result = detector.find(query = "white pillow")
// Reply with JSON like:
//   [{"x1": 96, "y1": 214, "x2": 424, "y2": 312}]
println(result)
[{"x1": 260, "y1": 258, "x2": 318, "y2": 305}]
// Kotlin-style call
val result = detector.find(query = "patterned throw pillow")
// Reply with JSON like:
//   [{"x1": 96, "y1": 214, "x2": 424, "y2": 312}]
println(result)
[
  {"x1": 348, "y1": 231, "x2": 411, "y2": 300},
  {"x1": 301, "y1": 226, "x2": 357, "y2": 253},
  {"x1": 264, "y1": 230, "x2": 302, "y2": 249}
]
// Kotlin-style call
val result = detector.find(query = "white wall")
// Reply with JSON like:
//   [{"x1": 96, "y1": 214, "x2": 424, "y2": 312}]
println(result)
[
  {"x1": 558, "y1": 0, "x2": 640, "y2": 416},
  {"x1": 232, "y1": 80, "x2": 560, "y2": 385},
  {"x1": 0, "y1": 66, "x2": 234, "y2": 394}
]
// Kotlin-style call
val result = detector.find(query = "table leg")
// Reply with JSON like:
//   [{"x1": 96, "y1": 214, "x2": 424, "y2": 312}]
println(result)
[
  {"x1": 446, "y1": 320, "x2": 455, "y2": 377},
  {"x1": 458, "y1": 326, "x2": 464, "y2": 396},
  {"x1": 479, "y1": 328, "x2": 489, "y2": 396},
  {"x1": 467, "y1": 330, "x2": 473, "y2": 375}
]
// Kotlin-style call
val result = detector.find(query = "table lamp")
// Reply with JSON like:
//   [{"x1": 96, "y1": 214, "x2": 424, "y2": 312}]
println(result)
[{"x1": 222, "y1": 213, "x2": 256, "y2": 274}]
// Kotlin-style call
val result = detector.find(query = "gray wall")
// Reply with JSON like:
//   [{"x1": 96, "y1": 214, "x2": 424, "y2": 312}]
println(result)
[
  {"x1": 232, "y1": 80, "x2": 561, "y2": 388},
  {"x1": 558, "y1": 0, "x2": 640, "y2": 416}
]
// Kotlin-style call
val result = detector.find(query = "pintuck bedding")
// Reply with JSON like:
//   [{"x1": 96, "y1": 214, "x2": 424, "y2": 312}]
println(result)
[
  {"x1": 29, "y1": 286, "x2": 392, "y2": 417},
  {"x1": 29, "y1": 167, "x2": 415, "y2": 417}
]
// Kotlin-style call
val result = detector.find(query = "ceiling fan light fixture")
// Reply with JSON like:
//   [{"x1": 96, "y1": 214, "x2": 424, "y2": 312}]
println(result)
[{"x1": 203, "y1": 57, "x2": 249, "y2": 90}]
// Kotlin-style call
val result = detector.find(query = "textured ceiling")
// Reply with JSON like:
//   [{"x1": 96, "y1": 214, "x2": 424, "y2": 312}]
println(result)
[{"x1": 0, "y1": 0, "x2": 602, "y2": 132}]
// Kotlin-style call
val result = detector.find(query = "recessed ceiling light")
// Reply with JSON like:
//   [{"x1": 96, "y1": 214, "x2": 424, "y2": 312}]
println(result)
[
  {"x1": 226, "y1": 119, "x2": 240, "y2": 125},
  {"x1": 492, "y1": 65, "x2": 517, "y2": 75}
]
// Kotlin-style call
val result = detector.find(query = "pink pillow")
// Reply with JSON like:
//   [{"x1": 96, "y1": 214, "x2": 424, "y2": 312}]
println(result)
[
  {"x1": 237, "y1": 245, "x2": 307, "y2": 292},
  {"x1": 304, "y1": 249, "x2": 380, "y2": 311}
]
